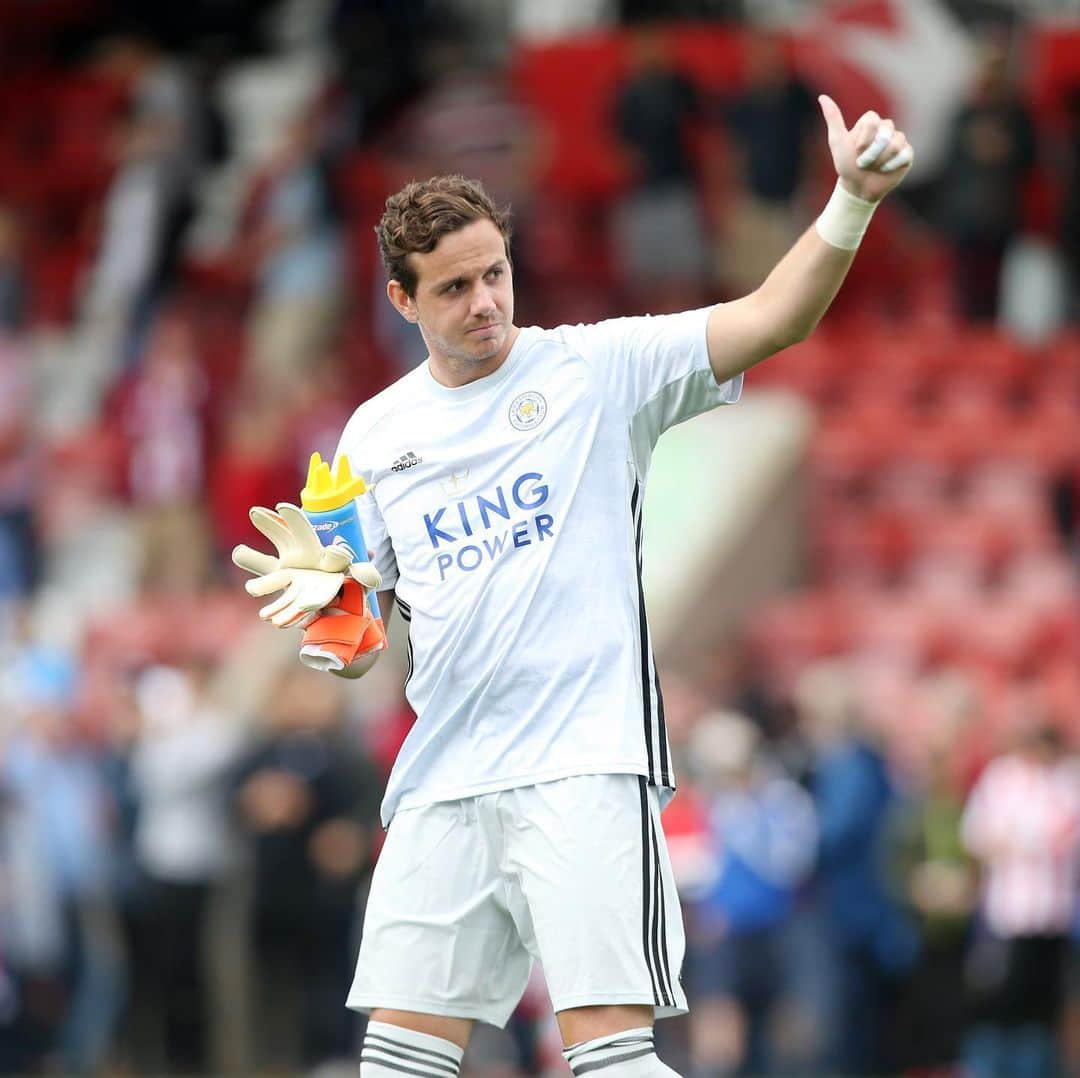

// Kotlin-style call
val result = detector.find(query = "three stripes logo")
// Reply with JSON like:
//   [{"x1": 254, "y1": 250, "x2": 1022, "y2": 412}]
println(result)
[{"x1": 391, "y1": 451, "x2": 423, "y2": 473}]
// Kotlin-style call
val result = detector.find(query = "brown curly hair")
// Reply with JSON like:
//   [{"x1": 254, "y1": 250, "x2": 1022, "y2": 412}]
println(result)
[{"x1": 375, "y1": 175, "x2": 513, "y2": 298}]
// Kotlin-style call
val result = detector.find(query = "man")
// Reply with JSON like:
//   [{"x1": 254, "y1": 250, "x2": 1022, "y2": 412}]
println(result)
[
  {"x1": 960, "y1": 724, "x2": 1079, "y2": 1077},
  {"x1": 234, "y1": 94, "x2": 913, "y2": 1078}
]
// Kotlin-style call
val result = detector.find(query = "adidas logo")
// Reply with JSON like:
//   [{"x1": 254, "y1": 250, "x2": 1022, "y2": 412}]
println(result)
[{"x1": 391, "y1": 451, "x2": 423, "y2": 472}]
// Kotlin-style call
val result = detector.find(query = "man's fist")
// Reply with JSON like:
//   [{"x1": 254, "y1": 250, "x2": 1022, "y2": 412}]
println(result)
[{"x1": 819, "y1": 94, "x2": 914, "y2": 203}]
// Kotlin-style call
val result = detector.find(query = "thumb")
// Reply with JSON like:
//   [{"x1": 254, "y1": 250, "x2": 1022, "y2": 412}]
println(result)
[
  {"x1": 818, "y1": 94, "x2": 847, "y2": 143},
  {"x1": 349, "y1": 562, "x2": 383, "y2": 591}
]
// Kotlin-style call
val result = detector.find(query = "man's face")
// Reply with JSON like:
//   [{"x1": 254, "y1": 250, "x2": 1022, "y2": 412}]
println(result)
[{"x1": 389, "y1": 218, "x2": 515, "y2": 383}]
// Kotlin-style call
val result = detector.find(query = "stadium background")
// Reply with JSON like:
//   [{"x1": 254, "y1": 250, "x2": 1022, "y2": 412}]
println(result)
[{"x1": 0, "y1": 0, "x2": 1076, "y2": 1075}]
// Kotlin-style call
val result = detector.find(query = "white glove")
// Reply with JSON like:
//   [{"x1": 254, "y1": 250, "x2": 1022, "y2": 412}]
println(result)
[{"x1": 232, "y1": 503, "x2": 382, "y2": 628}]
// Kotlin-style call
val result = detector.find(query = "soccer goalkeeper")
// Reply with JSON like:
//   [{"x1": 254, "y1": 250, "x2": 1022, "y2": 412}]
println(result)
[{"x1": 235, "y1": 96, "x2": 913, "y2": 1078}]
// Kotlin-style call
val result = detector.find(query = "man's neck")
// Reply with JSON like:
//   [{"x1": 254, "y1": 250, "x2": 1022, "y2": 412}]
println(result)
[{"x1": 429, "y1": 326, "x2": 521, "y2": 388}]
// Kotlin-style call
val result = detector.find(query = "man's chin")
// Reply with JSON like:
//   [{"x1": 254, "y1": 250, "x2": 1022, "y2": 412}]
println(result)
[{"x1": 464, "y1": 334, "x2": 505, "y2": 363}]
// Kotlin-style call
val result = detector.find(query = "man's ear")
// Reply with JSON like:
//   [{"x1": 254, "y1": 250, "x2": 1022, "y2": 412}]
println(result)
[{"x1": 387, "y1": 279, "x2": 418, "y2": 323}]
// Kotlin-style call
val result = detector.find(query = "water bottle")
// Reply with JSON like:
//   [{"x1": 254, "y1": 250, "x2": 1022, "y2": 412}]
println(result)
[{"x1": 300, "y1": 451, "x2": 381, "y2": 621}]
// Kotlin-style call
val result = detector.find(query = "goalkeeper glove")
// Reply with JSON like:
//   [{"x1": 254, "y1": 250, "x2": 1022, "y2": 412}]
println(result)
[
  {"x1": 299, "y1": 577, "x2": 388, "y2": 673},
  {"x1": 232, "y1": 503, "x2": 382, "y2": 628}
]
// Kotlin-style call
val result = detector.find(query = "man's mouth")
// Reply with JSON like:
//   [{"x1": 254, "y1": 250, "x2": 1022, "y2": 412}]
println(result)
[{"x1": 468, "y1": 323, "x2": 499, "y2": 334}]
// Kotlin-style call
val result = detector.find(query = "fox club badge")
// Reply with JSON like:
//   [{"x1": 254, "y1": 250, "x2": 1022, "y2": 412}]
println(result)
[{"x1": 509, "y1": 391, "x2": 547, "y2": 431}]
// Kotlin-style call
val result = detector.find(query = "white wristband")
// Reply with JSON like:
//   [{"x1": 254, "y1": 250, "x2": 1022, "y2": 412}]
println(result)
[{"x1": 815, "y1": 180, "x2": 877, "y2": 250}]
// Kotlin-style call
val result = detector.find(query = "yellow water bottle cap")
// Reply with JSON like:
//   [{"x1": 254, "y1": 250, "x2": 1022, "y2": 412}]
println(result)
[{"x1": 300, "y1": 452, "x2": 368, "y2": 512}]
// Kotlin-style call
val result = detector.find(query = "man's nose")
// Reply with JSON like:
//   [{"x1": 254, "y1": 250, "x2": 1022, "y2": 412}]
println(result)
[{"x1": 469, "y1": 283, "x2": 497, "y2": 316}]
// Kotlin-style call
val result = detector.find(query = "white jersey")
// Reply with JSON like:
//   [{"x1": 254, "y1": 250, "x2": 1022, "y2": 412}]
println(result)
[{"x1": 334, "y1": 308, "x2": 741, "y2": 826}]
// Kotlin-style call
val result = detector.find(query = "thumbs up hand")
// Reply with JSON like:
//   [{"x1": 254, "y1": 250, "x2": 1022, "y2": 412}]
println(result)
[{"x1": 818, "y1": 94, "x2": 914, "y2": 204}]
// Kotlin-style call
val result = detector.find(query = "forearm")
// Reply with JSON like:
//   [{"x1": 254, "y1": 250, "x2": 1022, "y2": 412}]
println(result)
[
  {"x1": 331, "y1": 651, "x2": 380, "y2": 679},
  {"x1": 706, "y1": 186, "x2": 871, "y2": 381},
  {"x1": 754, "y1": 219, "x2": 859, "y2": 350}
]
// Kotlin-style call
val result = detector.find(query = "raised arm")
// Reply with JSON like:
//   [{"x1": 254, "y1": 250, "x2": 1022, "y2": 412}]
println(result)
[{"x1": 706, "y1": 95, "x2": 914, "y2": 385}]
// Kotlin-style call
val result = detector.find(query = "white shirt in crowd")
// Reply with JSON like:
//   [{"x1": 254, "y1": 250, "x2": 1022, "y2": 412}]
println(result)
[
  {"x1": 961, "y1": 750, "x2": 1080, "y2": 937},
  {"x1": 132, "y1": 667, "x2": 245, "y2": 882},
  {"x1": 336, "y1": 309, "x2": 741, "y2": 826}
]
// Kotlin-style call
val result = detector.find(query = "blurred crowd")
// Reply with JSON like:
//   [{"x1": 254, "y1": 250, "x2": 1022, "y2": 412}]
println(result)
[{"x1": 0, "y1": 1, "x2": 1077, "y2": 1075}]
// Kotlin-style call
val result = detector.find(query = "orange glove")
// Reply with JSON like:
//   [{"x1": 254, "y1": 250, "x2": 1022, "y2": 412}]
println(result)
[{"x1": 299, "y1": 578, "x2": 388, "y2": 674}]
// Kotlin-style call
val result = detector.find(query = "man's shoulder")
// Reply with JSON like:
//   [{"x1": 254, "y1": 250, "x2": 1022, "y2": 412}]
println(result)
[
  {"x1": 524, "y1": 317, "x2": 627, "y2": 356},
  {"x1": 337, "y1": 365, "x2": 428, "y2": 451}
]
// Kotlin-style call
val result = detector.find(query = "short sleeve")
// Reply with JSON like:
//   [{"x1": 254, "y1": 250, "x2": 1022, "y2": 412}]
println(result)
[
  {"x1": 552, "y1": 307, "x2": 741, "y2": 446},
  {"x1": 333, "y1": 442, "x2": 400, "y2": 591}
]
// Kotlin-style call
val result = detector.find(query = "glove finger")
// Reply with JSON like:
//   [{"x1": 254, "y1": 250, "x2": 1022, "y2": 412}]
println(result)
[
  {"x1": 349, "y1": 562, "x2": 383, "y2": 590},
  {"x1": 276, "y1": 504, "x2": 324, "y2": 561},
  {"x1": 245, "y1": 569, "x2": 293, "y2": 597},
  {"x1": 266, "y1": 571, "x2": 344, "y2": 619},
  {"x1": 259, "y1": 577, "x2": 314, "y2": 624},
  {"x1": 319, "y1": 544, "x2": 354, "y2": 574},
  {"x1": 270, "y1": 602, "x2": 313, "y2": 629},
  {"x1": 266, "y1": 578, "x2": 335, "y2": 627},
  {"x1": 258, "y1": 587, "x2": 296, "y2": 621},
  {"x1": 249, "y1": 507, "x2": 294, "y2": 557},
  {"x1": 232, "y1": 545, "x2": 278, "y2": 577}
]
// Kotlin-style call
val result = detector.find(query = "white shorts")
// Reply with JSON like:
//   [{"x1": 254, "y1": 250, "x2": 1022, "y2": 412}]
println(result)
[{"x1": 347, "y1": 773, "x2": 687, "y2": 1027}]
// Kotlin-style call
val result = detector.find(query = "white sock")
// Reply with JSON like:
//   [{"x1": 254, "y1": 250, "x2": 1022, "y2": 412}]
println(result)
[
  {"x1": 563, "y1": 1027, "x2": 681, "y2": 1078},
  {"x1": 360, "y1": 1020, "x2": 464, "y2": 1078}
]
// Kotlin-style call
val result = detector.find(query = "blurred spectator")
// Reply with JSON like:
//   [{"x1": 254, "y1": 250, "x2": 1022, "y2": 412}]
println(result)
[
  {"x1": 0, "y1": 647, "x2": 123, "y2": 1075},
  {"x1": 0, "y1": 204, "x2": 27, "y2": 331},
  {"x1": 680, "y1": 710, "x2": 818, "y2": 1077},
  {"x1": 798, "y1": 663, "x2": 918, "y2": 1077},
  {"x1": 330, "y1": 0, "x2": 429, "y2": 142},
  {"x1": 611, "y1": 25, "x2": 709, "y2": 313},
  {"x1": 128, "y1": 662, "x2": 246, "y2": 1075},
  {"x1": 890, "y1": 747, "x2": 977, "y2": 1072},
  {"x1": 1061, "y1": 87, "x2": 1080, "y2": 322},
  {"x1": 960, "y1": 723, "x2": 1080, "y2": 1078},
  {"x1": 233, "y1": 667, "x2": 382, "y2": 1072},
  {"x1": 937, "y1": 38, "x2": 1037, "y2": 322},
  {"x1": 242, "y1": 111, "x2": 346, "y2": 403},
  {"x1": 96, "y1": 672, "x2": 151, "y2": 1074},
  {"x1": 718, "y1": 29, "x2": 818, "y2": 295},
  {"x1": 119, "y1": 311, "x2": 211, "y2": 590},
  {"x1": 84, "y1": 32, "x2": 205, "y2": 362},
  {"x1": 0, "y1": 332, "x2": 39, "y2": 600}
]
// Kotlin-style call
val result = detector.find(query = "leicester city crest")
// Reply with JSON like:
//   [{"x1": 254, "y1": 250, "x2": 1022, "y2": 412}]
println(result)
[{"x1": 508, "y1": 391, "x2": 547, "y2": 431}]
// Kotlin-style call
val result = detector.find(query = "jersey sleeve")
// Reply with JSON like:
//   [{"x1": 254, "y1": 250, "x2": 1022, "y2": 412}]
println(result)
[
  {"x1": 333, "y1": 431, "x2": 400, "y2": 591},
  {"x1": 553, "y1": 307, "x2": 742, "y2": 444}
]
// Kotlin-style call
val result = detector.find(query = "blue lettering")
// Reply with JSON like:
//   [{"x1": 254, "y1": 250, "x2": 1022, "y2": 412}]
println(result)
[
  {"x1": 536, "y1": 514, "x2": 554, "y2": 540},
  {"x1": 456, "y1": 501, "x2": 473, "y2": 537},
  {"x1": 458, "y1": 545, "x2": 483, "y2": 572},
  {"x1": 477, "y1": 487, "x2": 510, "y2": 529},
  {"x1": 512, "y1": 472, "x2": 548, "y2": 510},
  {"x1": 512, "y1": 521, "x2": 531, "y2": 548},
  {"x1": 483, "y1": 532, "x2": 508, "y2": 558},
  {"x1": 436, "y1": 553, "x2": 453, "y2": 580},
  {"x1": 424, "y1": 508, "x2": 455, "y2": 548}
]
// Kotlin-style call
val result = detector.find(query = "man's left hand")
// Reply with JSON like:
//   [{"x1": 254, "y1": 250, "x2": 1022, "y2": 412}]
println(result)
[{"x1": 819, "y1": 94, "x2": 914, "y2": 203}]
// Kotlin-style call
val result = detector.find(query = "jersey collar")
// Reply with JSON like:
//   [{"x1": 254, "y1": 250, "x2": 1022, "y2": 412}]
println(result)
[{"x1": 420, "y1": 327, "x2": 533, "y2": 403}]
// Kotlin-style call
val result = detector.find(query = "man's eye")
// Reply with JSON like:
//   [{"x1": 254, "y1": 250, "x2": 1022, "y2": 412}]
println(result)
[{"x1": 486, "y1": 268, "x2": 503, "y2": 280}]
